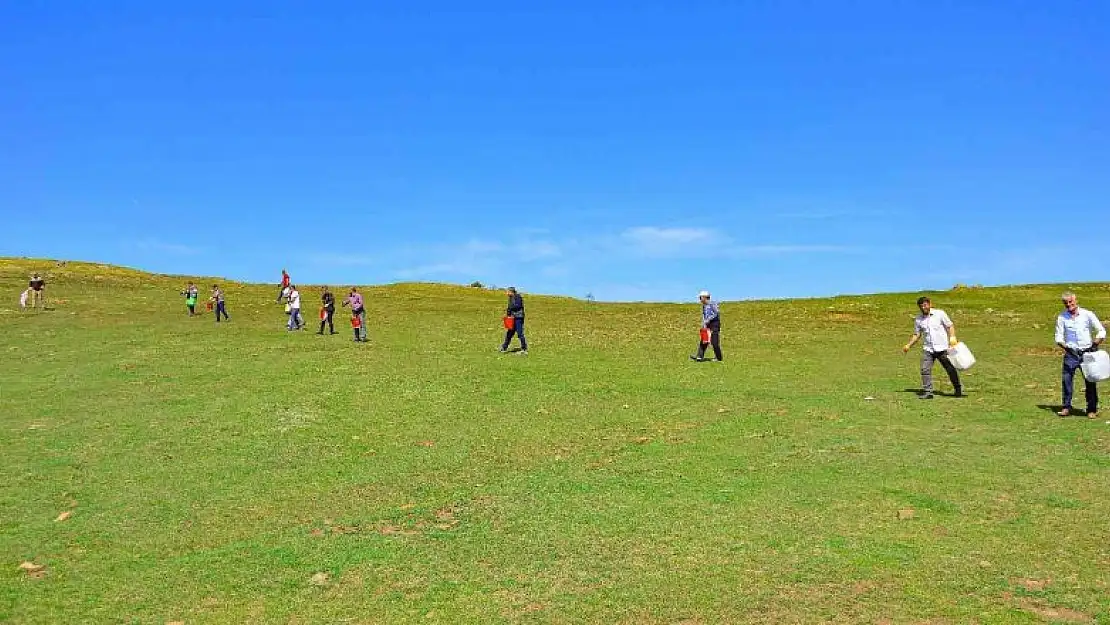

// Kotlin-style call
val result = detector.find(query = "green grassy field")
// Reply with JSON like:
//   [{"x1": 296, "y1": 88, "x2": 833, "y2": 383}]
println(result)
[{"x1": 2, "y1": 258, "x2": 1108, "y2": 624}]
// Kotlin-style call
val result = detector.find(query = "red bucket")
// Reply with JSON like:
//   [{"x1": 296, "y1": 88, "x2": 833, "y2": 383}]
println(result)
[
  {"x1": 206, "y1": 301, "x2": 214, "y2": 312},
  {"x1": 319, "y1": 307, "x2": 327, "y2": 320},
  {"x1": 699, "y1": 328, "x2": 709, "y2": 342},
  {"x1": 503, "y1": 316, "x2": 515, "y2": 329},
  {"x1": 351, "y1": 315, "x2": 362, "y2": 329}
]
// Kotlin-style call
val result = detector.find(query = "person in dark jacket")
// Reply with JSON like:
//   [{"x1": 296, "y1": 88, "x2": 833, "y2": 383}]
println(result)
[
  {"x1": 317, "y1": 286, "x2": 337, "y2": 335},
  {"x1": 500, "y1": 287, "x2": 528, "y2": 355},
  {"x1": 691, "y1": 290, "x2": 722, "y2": 362}
]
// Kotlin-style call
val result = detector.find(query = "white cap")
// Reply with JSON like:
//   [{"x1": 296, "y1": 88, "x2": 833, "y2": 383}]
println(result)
[{"x1": 698, "y1": 290, "x2": 710, "y2": 299}]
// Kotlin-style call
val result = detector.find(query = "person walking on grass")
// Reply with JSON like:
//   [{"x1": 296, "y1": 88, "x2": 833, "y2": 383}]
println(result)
[
  {"x1": 28, "y1": 274, "x2": 45, "y2": 309},
  {"x1": 211, "y1": 284, "x2": 230, "y2": 322},
  {"x1": 317, "y1": 286, "x2": 337, "y2": 335},
  {"x1": 276, "y1": 268, "x2": 290, "y2": 303},
  {"x1": 902, "y1": 296, "x2": 962, "y2": 399},
  {"x1": 287, "y1": 285, "x2": 304, "y2": 331},
  {"x1": 691, "y1": 290, "x2": 722, "y2": 362},
  {"x1": 500, "y1": 287, "x2": 528, "y2": 355},
  {"x1": 343, "y1": 287, "x2": 368, "y2": 342},
  {"x1": 181, "y1": 282, "x2": 199, "y2": 316},
  {"x1": 1055, "y1": 291, "x2": 1105, "y2": 418}
]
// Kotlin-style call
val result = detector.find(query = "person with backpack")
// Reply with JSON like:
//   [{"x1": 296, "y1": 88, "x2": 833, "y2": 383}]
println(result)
[
  {"x1": 500, "y1": 287, "x2": 528, "y2": 355},
  {"x1": 317, "y1": 286, "x2": 337, "y2": 335},
  {"x1": 690, "y1": 290, "x2": 722, "y2": 362},
  {"x1": 343, "y1": 287, "x2": 368, "y2": 342}
]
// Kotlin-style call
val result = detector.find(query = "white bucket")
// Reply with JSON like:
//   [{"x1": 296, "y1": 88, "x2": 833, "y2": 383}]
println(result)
[
  {"x1": 948, "y1": 342, "x2": 976, "y2": 370},
  {"x1": 1081, "y1": 350, "x2": 1110, "y2": 383}
]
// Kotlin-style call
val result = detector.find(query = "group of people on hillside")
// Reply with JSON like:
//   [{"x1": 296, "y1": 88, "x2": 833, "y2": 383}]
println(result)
[
  {"x1": 274, "y1": 270, "x2": 368, "y2": 341},
  {"x1": 159, "y1": 269, "x2": 1107, "y2": 419}
]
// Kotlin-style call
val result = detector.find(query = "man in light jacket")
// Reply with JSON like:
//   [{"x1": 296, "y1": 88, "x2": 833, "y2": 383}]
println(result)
[
  {"x1": 690, "y1": 290, "x2": 722, "y2": 362},
  {"x1": 1055, "y1": 291, "x2": 1106, "y2": 418}
]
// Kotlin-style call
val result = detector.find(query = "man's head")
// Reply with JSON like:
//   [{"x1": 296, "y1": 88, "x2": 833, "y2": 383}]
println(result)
[
  {"x1": 32, "y1": 273, "x2": 39, "y2": 279},
  {"x1": 917, "y1": 296, "x2": 932, "y2": 315},
  {"x1": 507, "y1": 287, "x2": 517, "y2": 296},
  {"x1": 1062, "y1": 291, "x2": 1079, "y2": 314},
  {"x1": 698, "y1": 290, "x2": 711, "y2": 303},
  {"x1": 350, "y1": 287, "x2": 358, "y2": 294}
]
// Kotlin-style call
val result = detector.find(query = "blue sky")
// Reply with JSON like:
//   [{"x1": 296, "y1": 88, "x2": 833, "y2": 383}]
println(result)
[{"x1": 1, "y1": 1, "x2": 1106, "y2": 301}]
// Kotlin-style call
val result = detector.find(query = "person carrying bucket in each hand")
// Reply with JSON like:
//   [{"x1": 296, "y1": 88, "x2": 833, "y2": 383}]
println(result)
[
  {"x1": 691, "y1": 290, "x2": 722, "y2": 362},
  {"x1": 499, "y1": 287, "x2": 528, "y2": 355}
]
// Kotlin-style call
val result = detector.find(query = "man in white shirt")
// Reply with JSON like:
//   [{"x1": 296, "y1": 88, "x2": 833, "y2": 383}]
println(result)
[
  {"x1": 902, "y1": 296, "x2": 962, "y2": 399},
  {"x1": 287, "y1": 286, "x2": 304, "y2": 331},
  {"x1": 1054, "y1": 291, "x2": 1106, "y2": 418}
]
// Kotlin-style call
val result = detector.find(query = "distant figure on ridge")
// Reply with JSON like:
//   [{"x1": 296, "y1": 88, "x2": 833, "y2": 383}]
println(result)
[
  {"x1": 343, "y1": 287, "x2": 368, "y2": 343},
  {"x1": 211, "y1": 284, "x2": 230, "y2": 323},
  {"x1": 1054, "y1": 291, "x2": 1105, "y2": 418},
  {"x1": 181, "y1": 282, "x2": 200, "y2": 316},
  {"x1": 287, "y1": 285, "x2": 304, "y2": 331},
  {"x1": 277, "y1": 269, "x2": 291, "y2": 303},
  {"x1": 902, "y1": 296, "x2": 961, "y2": 399},
  {"x1": 318, "y1": 286, "x2": 337, "y2": 335},
  {"x1": 500, "y1": 287, "x2": 528, "y2": 355},
  {"x1": 691, "y1": 290, "x2": 722, "y2": 362},
  {"x1": 28, "y1": 273, "x2": 46, "y2": 309}
]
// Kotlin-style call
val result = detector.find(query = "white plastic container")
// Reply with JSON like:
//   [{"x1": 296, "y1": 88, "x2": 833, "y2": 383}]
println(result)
[
  {"x1": 1081, "y1": 350, "x2": 1110, "y2": 383},
  {"x1": 948, "y1": 342, "x2": 976, "y2": 370}
]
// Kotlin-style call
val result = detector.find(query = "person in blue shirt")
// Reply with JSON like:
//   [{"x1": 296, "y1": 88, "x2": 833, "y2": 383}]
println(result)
[{"x1": 691, "y1": 290, "x2": 722, "y2": 362}]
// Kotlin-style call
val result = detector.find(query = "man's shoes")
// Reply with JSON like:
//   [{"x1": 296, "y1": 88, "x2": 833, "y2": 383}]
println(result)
[
  {"x1": 1057, "y1": 407, "x2": 1071, "y2": 417},
  {"x1": 689, "y1": 355, "x2": 705, "y2": 362},
  {"x1": 919, "y1": 393, "x2": 934, "y2": 400},
  {"x1": 330, "y1": 331, "x2": 339, "y2": 335},
  {"x1": 316, "y1": 331, "x2": 324, "y2": 335},
  {"x1": 1087, "y1": 411, "x2": 1099, "y2": 420},
  {"x1": 953, "y1": 387, "x2": 964, "y2": 398},
  {"x1": 520, "y1": 350, "x2": 528, "y2": 356}
]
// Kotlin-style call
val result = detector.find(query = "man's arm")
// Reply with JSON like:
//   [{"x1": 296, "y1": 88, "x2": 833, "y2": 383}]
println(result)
[
  {"x1": 1090, "y1": 312, "x2": 1106, "y2": 346},
  {"x1": 941, "y1": 312, "x2": 958, "y2": 346},
  {"x1": 903, "y1": 332, "x2": 921, "y2": 353},
  {"x1": 1055, "y1": 315, "x2": 1066, "y2": 349}
]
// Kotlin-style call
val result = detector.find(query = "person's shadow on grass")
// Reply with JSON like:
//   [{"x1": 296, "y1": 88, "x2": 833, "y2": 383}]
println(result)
[{"x1": 899, "y1": 388, "x2": 968, "y2": 398}]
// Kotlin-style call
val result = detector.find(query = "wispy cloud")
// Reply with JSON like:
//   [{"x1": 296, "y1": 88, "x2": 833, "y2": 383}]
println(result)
[
  {"x1": 618, "y1": 226, "x2": 728, "y2": 257},
  {"x1": 133, "y1": 238, "x2": 202, "y2": 255},
  {"x1": 306, "y1": 253, "x2": 376, "y2": 267}
]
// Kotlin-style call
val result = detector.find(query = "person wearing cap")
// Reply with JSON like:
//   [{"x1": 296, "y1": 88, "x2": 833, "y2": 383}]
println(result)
[
  {"x1": 1054, "y1": 291, "x2": 1106, "y2": 418},
  {"x1": 500, "y1": 287, "x2": 528, "y2": 355},
  {"x1": 902, "y1": 296, "x2": 962, "y2": 399},
  {"x1": 690, "y1": 290, "x2": 722, "y2": 362}
]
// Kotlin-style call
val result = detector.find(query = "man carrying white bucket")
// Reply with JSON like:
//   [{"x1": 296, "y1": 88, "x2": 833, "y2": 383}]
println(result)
[
  {"x1": 1054, "y1": 291, "x2": 1106, "y2": 418},
  {"x1": 902, "y1": 296, "x2": 962, "y2": 399}
]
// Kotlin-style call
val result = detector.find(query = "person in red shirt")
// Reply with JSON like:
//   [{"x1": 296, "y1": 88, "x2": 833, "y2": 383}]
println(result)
[{"x1": 276, "y1": 269, "x2": 290, "y2": 303}]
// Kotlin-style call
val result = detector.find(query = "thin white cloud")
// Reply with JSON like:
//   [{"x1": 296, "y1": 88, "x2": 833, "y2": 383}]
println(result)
[
  {"x1": 730, "y1": 244, "x2": 863, "y2": 255},
  {"x1": 306, "y1": 253, "x2": 376, "y2": 267},
  {"x1": 134, "y1": 238, "x2": 202, "y2": 255}
]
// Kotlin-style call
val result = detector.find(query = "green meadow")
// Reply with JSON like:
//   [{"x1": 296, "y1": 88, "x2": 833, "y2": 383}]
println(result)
[{"x1": 1, "y1": 258, "x2": 1107, "y2": 624}]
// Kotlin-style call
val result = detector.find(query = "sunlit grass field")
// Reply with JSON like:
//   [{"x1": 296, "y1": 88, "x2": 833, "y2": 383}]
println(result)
[{"x1": 2, "y1": 258, "x2": 1108, "y2": 624}]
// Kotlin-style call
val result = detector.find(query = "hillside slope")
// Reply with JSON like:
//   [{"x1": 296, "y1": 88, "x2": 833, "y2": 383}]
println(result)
[{"x1": 2, "y1": 258, "x2": 1108, "y2": 624}]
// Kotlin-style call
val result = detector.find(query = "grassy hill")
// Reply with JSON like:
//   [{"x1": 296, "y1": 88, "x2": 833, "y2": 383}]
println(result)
[{"x1": 2, "y1": 257, "x2": 1108, "y2": 624}]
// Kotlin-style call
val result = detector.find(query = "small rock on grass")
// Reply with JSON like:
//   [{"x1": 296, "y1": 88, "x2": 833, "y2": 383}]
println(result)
[
  {"x1": 897, "y1": 508, "x2": 915, "y2": 521},
  {"x1": 309, "y1": 572, "x2": 331, "y2": 586}
]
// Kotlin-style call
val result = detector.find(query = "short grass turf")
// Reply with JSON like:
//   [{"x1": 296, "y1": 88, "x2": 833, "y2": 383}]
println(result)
[{"x1": 1, "y1": 258, "x2": 1108, "y2": 624}]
